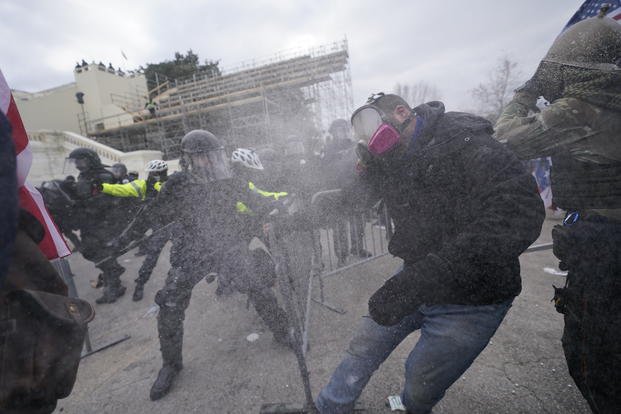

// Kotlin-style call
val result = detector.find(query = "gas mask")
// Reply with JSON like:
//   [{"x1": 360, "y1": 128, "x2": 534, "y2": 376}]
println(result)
[{"x1": 351, "y1": 94, "x2": 415, "y2": 157}]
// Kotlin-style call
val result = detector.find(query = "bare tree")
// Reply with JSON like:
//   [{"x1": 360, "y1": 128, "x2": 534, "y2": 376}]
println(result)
[
  {"x1": 470, "y1": 56, "x2": 523, "y2": 123},
  {"x1": 393, "y1": 81, "x2": 442, "y2": 107}
]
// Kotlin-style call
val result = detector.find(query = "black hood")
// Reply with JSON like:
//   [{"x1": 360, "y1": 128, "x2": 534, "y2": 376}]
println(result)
[{"x1": 411, "y1": 101, "x2": 494, "y2": 155}]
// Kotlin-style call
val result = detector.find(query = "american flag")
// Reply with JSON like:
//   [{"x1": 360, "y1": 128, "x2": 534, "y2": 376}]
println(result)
[
  {"x1": 564, "y1": 0, "x2": 621, "y2": 28},
  {"x1": 530, "y1": 158, "x2": 554, "y2": 209},
  {"x1": 0, "y1": 69, "x2": 70, "y2": 260}
]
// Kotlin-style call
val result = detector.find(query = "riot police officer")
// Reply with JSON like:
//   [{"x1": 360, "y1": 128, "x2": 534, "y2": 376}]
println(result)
[
  {"x1": 132, "y1": 131, "x2": 290, "y2": 401},
  {"x1": 65, "y1": 148, "x2": 129, "y2": 304}
]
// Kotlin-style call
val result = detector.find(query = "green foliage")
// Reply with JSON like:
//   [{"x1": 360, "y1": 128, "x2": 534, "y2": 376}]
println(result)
[{"x1": 144, "y1": 50, "x2": 220, "y2": 94}]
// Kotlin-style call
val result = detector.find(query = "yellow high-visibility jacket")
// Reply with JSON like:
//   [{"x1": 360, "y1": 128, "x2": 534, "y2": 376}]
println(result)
[
  {"x1": 102, "y1": 179, "x2": 162, "y2": 200},
  {"x1": 236, "y1": 181, "x2": 288, "y2": 214}
]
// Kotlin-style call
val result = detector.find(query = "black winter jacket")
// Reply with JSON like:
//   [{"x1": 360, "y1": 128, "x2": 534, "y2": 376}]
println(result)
[{"x1": 365, "y1": 101, "x2": 545, "y2": 306}]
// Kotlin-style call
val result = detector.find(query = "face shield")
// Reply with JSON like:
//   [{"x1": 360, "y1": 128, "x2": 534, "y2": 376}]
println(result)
[
  {"x1": 64, "y1": 157, "x2": 90, "y2": 174},
  {"x1": 188, "y1": 148, "x2": 232, "y2": 181},
  {"x1": 351, "y1": 106, "x2": 402, "y2": 156}
]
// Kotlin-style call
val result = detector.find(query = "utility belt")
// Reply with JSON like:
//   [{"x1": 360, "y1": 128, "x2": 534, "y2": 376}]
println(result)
[{"x1": 551, "y1": 210, "x2": 621, "y2": 315}]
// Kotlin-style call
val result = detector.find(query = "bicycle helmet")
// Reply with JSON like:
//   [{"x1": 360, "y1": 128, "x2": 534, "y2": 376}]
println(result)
[{"x1": 231, "y1": 148, "x2": 264, "y2": 170}]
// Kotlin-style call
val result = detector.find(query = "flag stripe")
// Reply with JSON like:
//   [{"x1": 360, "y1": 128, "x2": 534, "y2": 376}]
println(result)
[
  {"x1": 0, "y1": 68, "x2": 70, "y2": 259},
  {"x1": 19, "y1": 185, "x2": 71, "y2": 259}
]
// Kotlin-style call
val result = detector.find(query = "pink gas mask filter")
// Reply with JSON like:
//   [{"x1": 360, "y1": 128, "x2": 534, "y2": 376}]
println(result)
[{"x1": 367, "y1": 123, "x2": 402, "y2": 156}]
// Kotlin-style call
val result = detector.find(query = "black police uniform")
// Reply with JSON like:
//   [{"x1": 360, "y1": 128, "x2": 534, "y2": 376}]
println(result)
[
  {"x1": 74, "y1": 165, "x2": 129, "y2": 301},
  {"x1": 144, "y1": 171, "x2": 290, "y2": 384}
]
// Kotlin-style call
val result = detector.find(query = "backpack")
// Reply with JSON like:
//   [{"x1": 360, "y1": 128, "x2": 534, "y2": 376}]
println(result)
[{"x1": 0, "y1": 212, "x2": 94, "y2": 414}]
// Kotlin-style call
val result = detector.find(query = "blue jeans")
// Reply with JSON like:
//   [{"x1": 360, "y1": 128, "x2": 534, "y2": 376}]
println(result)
[{"x1": 315, "y1": 299, "x2": 512, "y2": 414}]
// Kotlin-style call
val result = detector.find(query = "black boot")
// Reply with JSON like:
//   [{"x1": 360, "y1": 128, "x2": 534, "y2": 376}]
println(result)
[
  {"x1": 132, "y1": 283, "x2": 144, "y2": 301},
  {"x1": 150, "y1": 363, "x2": 182, "y2": 401},
  {"x1": 248, "y1": 288, "x2": 293, "y2": 351},
  {"x1": 96, "y1": 262, "x2": 126, "y2": 304},
  {"x1": 95, "y1": 284, "x2": 126, "y2": 304},
  {"x1": 151, "y1": 301, "x2": 186, "y2": 400}
]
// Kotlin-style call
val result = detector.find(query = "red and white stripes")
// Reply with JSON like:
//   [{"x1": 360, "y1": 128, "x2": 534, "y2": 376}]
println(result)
[{"x1": 0, "y1": 69, "x2": 70, "y2": 259}]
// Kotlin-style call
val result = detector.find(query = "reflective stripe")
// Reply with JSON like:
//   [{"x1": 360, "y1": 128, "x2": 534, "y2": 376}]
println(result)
[
  {"x1": 236, "y1": 201, "x2": 252, "y2": 214},
  {"x1": 248, "y1": 181, "x2": 288, "y2": 200}
]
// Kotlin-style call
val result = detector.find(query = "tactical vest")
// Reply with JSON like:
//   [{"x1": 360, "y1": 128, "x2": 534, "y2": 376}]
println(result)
[{"x1": 552, "y1": 154, "x2": 621, "y2": 210}]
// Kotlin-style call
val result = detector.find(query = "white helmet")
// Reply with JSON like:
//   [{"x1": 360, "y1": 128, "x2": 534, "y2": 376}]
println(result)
[
  {"x1": 231, "y1": 148, "x2": 264, "y2": 170},
  {"x1": 145, "y1": 159, "x2": 168, "y2": 173}
]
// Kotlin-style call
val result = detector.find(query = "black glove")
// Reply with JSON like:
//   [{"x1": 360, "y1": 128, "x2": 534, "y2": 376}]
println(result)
[
  {"x1": 368, "y1": 255, "x2": 455, "y2": 326},
  {"x1": 368, "y1": 268, "x2": 420, "y2": 326}
]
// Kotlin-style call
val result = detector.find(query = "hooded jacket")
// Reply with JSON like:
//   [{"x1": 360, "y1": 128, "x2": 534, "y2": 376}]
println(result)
[{"x1": 366, "y1": 101, "x2": 545, "y2": 306}]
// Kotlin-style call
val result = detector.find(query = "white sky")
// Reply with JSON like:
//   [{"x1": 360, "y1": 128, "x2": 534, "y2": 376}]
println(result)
[{"x1": 0, "y1": 0, "x2": 583, "y2": 111}]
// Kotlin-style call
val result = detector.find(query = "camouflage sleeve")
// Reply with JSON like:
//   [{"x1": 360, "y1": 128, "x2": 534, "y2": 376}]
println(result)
[{"x1": 494, "y1": 94, "x2": 600, "y2": 161}]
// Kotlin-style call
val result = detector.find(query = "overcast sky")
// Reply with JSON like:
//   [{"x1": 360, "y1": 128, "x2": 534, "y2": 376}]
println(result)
[{"x1": 1, "y1": 0, "x2": 583, "y2": 111}]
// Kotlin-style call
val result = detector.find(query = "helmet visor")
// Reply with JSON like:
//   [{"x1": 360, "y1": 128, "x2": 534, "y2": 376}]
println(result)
[
  {"x1": 351, "y1": 107, "x2": 383, "y2": 144},
  {"x1": 64, "y1": 157, "x2": 89, "y2": 173},
  {"x1": 190, "y1": 149, "x2": 232, "y2": 181}
]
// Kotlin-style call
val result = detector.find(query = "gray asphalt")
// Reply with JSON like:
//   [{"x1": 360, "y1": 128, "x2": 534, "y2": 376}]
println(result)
[{"x1": 54, "y1": 217, "x2": 590, "y2": 414}]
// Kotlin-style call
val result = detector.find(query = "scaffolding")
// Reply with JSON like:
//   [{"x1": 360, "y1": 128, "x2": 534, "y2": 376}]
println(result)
[{"x1": 91, "y1": 39, "x2": 353, "y2": 159}]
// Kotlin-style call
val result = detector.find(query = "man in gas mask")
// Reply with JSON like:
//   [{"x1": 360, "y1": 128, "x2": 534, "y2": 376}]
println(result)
[
  {"x1": 65, "y1": 148, "x2": 128, "y2": 304},
  {"x1": 124, "y1": 130, "x2": 291, "y2": 401},
  {"x1": 315, "y1": 93, "x2": 545, "y2": 414},
  {"x1": 494, "y1": 11, "x2": 621, "y2": 413}
]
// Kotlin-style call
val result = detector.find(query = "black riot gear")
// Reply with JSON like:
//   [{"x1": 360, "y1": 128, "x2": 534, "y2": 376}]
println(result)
[
  {"x1": 180, "y1": 130, "x2": 232, "y2": 181},
  {"x1": 67, "y1": 148, "x2": 102, "y2": 172}
]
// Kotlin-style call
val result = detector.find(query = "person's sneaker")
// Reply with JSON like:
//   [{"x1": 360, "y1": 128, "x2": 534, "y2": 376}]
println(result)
[
  {"x1": 132, "y1": 283, "x2": 144, "y2": 301},
  {"x1": 149, "y1": 364, "x2": 182, "y2": 401},
  {"x1": 95, "y1": 285, "x2": 126, "y2": 304},
  {"x1": 386, "y1": 395, "x2": 406, "y2": 411},
  {"x1": 90, "y1": 273, "x2": 104, "y2": 289}
]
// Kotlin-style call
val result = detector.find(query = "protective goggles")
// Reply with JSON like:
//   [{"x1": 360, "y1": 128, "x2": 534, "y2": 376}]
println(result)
[{"x1": 351, "y1": 105, "x2": 402, "y2": 156}]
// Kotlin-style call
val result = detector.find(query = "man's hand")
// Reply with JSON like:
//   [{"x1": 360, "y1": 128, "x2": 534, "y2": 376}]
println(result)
[{"x1": 368, "y1": 270, "x2": 419, "y2": 326}]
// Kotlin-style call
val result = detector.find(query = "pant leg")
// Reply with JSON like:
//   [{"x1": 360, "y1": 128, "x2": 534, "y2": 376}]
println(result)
[
  {"x1": 136, "y1": 231, "x2": 168, "y2": 285},
  {"x1": 154, "y1": 267, "x2": 204, "y2": 367},
  {"x1": 247, "y1": 287, "x2": 290, "y2": 341},
  {"x1": 316, "y1": 314, "x2": 422, "y2": 414},
  {"x1": 401, "y1": 300, "x2": 512, "y2": 414},
  {"x1": 556, "y1": 219, "x2": 621, "y2": 413},
  {"x1": 98, "y1": 258, "x2": 125, "y2": 289},
  {"x1": 349, "y1": 213, "x2": 365, "y2": 254},
  {"x1": 561, "y1": 261, "x2": 621, "y2": 414},
  {"x1": 333, "y1": 219, "x2": 349, "y2": 264},
  {"x1": 222, "y1": 242, "x2": 289, "y2": 340}
]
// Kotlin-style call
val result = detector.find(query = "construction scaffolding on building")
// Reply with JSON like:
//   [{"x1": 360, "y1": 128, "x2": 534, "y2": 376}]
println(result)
[{"x1": 90, "y1": 39, "x2": 353, "y2": 160}]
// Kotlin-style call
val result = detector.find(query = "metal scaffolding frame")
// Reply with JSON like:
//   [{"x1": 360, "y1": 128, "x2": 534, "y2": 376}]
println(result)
[{"x1": 91, "y1": 39, "x2": 353, "y2": 159}]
